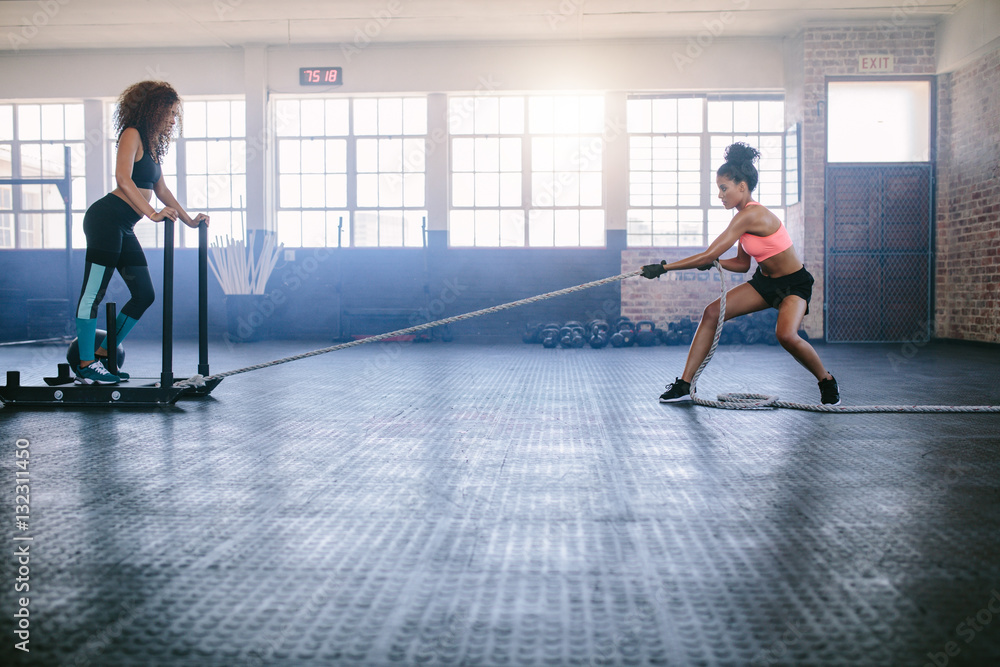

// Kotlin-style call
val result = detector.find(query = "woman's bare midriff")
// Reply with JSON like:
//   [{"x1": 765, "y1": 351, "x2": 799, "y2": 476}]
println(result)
[
  {"x1": 756, "y1": 246, "x2": 804, "y2": 279},
  {"x1": 111, "y1": 188, "x2": 153, "y2": 216}
]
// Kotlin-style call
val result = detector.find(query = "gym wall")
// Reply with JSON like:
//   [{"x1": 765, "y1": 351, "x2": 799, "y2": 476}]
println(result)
[
  {"x1": 934, "y1": 48, "x2": 1000, "y2": 344},
  {"x1": 0, "y1": 38, "x2": 784, "y2": 343},
  {"x1": 1, "y1": 13, "x2": 998, "y2": 345}
]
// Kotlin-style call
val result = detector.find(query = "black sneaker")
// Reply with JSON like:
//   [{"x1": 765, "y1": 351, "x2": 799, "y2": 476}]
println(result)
[
  {"x1": 659, "y1": 378, "x2": 692, "y2": 403},
  {"x1": 818, "y1": 375, "x2": 840, "y2": 405}
]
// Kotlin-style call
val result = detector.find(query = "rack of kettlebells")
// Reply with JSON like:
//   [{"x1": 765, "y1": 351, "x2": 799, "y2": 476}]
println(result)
[{"x1": 523, "y1": 310, "x2": 808, "y2": 349}]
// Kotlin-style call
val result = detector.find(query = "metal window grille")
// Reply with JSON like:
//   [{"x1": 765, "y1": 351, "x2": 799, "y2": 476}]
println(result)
[{"x1": 825, "y1": 164, "x2": 933, "y2": 342}]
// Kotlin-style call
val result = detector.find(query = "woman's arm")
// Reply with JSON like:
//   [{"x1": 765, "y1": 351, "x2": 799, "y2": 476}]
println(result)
[
  {"x1": 717, "y1": 244, "x2": 752, "y2": 273},
  {"x1": 663, "y1": 215, "x2": 751, "y2": 272},
  {"x1": 152, "y1": 179, "x2": 205, "y2": 228},
  {"x1": 153, "y1": 180, "x2": 192, "y2": 227}
]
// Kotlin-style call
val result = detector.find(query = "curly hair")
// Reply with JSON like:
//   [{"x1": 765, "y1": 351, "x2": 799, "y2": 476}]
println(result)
[
  {"x1": 113, "y1": 81, "x2": 181, "y2": 163},
  {"x1": 716, "y1": 142, "x2": 761, "y2": 192}
]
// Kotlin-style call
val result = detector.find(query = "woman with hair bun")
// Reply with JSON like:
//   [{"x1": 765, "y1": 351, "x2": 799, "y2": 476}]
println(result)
[
  {"x1": 72, "y1": 81, "x2": 209, "y2": 385},
  {"x1": 640, "y1": 142, "x2": 839, "y2": 405}
]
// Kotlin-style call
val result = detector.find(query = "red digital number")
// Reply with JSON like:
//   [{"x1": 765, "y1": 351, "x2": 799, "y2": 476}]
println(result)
[{"x1": 301, "y1": 67, "x2": 341, "y2": 85}]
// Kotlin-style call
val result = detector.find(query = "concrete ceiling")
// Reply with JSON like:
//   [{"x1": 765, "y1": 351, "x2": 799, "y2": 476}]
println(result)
[{"x1": 1, "y1": 0, "x2": 962, "y2": 52}]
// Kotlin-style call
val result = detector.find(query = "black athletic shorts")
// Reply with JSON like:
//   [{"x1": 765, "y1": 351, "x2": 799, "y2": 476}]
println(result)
[
  {"x1": 83, "y1": 193, "x2": 146, "y2": 268},
  {"x1": 747, "y1": 266, "x2": 814, "y2": 314}
]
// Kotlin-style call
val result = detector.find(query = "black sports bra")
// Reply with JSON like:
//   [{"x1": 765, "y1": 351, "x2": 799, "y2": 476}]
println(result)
[{"x1": 130, "y1": 135, "x2": 161, "y2": 189}]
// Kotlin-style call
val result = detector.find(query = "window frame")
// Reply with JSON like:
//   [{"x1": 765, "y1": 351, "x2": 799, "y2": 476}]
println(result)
[
  {"x1": 447, "y1": 93, "x2": 607, "y2": 249},
  {"x1": 447, "y1": 95, "x2": 527, "y2": 248},
  {"x1": 825, "y1": 76, "x2": 935, "y2": 164},
  {"x1": 626, "y1": 93, "x2": 787, "y2": 249},
  {"x1": 273, "y1": 95, "x2": 428, "y2": 249},
  {"x1": 0, "y1": 101, "x2": 87, "y2": 250}
]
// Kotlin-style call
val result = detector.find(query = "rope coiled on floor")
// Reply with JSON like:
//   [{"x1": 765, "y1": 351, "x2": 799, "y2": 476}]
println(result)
[{"x1": 194, "y1": 263, "x2": 1000, "y2": 413}]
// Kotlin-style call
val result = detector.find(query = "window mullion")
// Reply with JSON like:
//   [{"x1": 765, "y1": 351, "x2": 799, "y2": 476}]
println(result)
[
  {"x1": 174, "y1": 138, "x2": 187, "y2": 247},
  {"x1": 10, "y1": 122, "x2": 22, "y2": 249},
  {"x1": 700, "y1": 99, "x2": 712, "y2": 246},
  {"x1": 522, "y1": 128, "x2": 530, "y2": 247}
]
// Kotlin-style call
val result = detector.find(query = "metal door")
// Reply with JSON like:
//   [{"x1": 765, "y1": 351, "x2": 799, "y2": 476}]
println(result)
[{"x1": 825, "y1": 164, "x2": 933, "y2": 342}]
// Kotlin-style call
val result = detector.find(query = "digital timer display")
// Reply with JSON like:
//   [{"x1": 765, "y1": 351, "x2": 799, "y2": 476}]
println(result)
[{"x1": 299, "y1": 67, "x2": 343, "y2": 86}]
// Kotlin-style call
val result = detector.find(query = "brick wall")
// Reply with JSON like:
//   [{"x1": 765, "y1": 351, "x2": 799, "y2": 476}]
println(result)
[
  {"x1": 794, "y1": 25, "x2": 937, "y2": 338},
  {"x1": 935, "y1": 47, "x2": 1000, "y2": 343}
]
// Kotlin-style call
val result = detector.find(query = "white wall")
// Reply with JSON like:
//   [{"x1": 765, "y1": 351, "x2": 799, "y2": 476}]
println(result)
[
  {"x1": 0, "y1": 48, "x2": 245, "y2": 98},
  {"x1": 265, "y1": 38, "x2": 784, "y2": 94},
  {"x1": 0, "y1": 38, "x2": 783, "y2": 99},
  {"x1": 937, "y1": 0, "x2": 1000, "y2": 73}
]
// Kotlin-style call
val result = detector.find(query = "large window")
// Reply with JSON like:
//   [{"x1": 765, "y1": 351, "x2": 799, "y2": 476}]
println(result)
[
  {"x1": 627, "y1": 97, "x2": 704, "y2": 247},
  {"x1": 179, "y1": 100, "x2": 247, "y2": 246},
  {"x1": 275, "y1": 98, "x2": 349, "y2": 247},
  {"x1": 626, "y1": 96, "x2": 786, "y2": 247},
  {"x1": 275, "y1": 96, "x2": 427, "y2": 248},
  {"x1": 108, "y1": 98, "x2": 247, "y2": 249},
  {"x1": 448, "y1": 94, "x2": 605, "y2": 248},
  {"x1": 354, "y1": 97, "x2": 427, "y2": 247},
  {"x1": 449, "y1": 96, "x2": 525, "y2": 247},
  {"x1": 827, "y1": 80, "x2": 931, "y2": 163},
  {"x1": 0, "y1": 102, "x2": 87, "y2": 249}
]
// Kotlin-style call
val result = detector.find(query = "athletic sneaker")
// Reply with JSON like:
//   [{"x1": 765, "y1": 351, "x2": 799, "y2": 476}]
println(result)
[
  {"x1": 659, "y1": 378, "x2": 692, "y2": 403},
  {"x1": 818, "y1": 375, "x2": 840, "y2": 405},
  {"x1": 96, "y1": 356, "x2": 129, "y2": 381},
  {"x1": 75, "y1": 361, "x2": 120, "y2": 385}
]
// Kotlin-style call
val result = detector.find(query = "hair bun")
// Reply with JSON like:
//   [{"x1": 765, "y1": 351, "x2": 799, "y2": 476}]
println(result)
[{"x1": 724, "y1": 142, "x2": 760, "y2": 166}]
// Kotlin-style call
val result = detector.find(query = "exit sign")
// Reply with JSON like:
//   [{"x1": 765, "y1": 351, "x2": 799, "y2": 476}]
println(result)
[{"x1": 859, "y1": 55, "x2": 894, "y2": 73}]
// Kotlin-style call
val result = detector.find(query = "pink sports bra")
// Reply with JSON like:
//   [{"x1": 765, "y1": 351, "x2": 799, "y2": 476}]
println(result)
[{"x1": 739, "y1": 202, "x2": 793, "y2": 263}]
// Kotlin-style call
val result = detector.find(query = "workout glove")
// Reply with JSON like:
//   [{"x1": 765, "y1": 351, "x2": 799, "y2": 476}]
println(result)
[
  {"x1": 641, "y1": 262, "x2": 667, "y2": 279},
  {"x1": 697, "y1": 263, "x2": 715, "y2": 271}
]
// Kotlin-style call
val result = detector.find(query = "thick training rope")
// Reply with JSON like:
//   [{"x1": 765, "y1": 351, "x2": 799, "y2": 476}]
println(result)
[
  {"x1": 197, "y1": 270, "x2": 642, "y2": 383},
  {"x1": 188, "y1": 264, "x2": 1000, "y2": 413}
]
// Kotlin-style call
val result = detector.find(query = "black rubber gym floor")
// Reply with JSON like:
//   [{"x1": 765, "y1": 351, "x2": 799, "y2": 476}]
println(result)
[{"x1": 2, "y1": 339, "x2": 999, "y2": 666}]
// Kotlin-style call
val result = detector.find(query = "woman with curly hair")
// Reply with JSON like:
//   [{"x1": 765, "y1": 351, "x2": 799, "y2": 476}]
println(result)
[
  {"x1": 73, "y1": 80, "x2": 209, "y2": 384},
  {"x1": 640, "y1": 142, "x2": 839, "y2": 405}
]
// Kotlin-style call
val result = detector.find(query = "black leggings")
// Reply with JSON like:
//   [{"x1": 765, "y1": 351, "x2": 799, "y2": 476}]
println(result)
[{"x1": 75, "y1": 194, "x2": 155, "y2": 320}]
